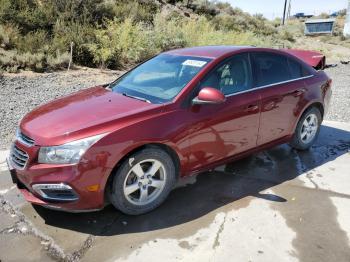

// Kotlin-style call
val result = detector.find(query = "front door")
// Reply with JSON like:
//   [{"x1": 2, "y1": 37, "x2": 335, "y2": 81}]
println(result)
[{"x1": 186, "y1": 53, "x2": 261, "y2": 172}]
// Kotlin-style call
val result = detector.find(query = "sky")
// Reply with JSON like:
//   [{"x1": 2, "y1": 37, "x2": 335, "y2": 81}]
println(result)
[{"x1": 226, "y1": 0, "x2": 349, "y2": 20}]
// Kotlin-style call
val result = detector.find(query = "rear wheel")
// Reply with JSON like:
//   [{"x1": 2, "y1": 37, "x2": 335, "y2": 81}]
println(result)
[
  {"x1": 290, "y1": 107, "x2": 322, "y2": 150},
  {"x1": 109, "y1": 148, "x2": 176, "y2": 215}
]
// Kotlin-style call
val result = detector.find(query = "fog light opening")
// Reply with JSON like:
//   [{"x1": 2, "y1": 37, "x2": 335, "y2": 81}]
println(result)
[{"x1": 32, "y1": 183, "x2": 78, "y2": 202}]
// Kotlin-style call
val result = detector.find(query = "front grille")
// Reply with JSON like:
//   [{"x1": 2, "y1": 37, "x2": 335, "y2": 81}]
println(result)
[
  {"x1": 10, "y1": 145, "x2": 29, "y2": 169},
  {"x1": 17, "y1": 131, "x2": 35, "y2": 146}
]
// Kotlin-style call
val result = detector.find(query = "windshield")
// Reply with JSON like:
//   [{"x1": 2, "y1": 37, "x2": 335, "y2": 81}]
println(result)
[{"x1": 110, "y1": 54, "x2": 212, "y2": 104}]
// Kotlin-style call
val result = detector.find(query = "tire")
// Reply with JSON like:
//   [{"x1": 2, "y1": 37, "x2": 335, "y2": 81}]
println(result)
[
  {"x1": 109, "y1": 147, "x2": 176, "y2": 215},
  {"x1": 290, "y1": 107, "x2": 322, "y2": 150}
]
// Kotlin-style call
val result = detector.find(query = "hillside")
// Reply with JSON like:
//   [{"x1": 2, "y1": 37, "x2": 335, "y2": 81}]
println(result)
[{"x1": 0, "y1": 0, "x2": 349, "y2": 73}]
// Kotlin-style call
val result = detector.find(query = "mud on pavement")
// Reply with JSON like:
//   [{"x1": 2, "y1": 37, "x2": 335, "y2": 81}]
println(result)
[{"x1": 1, "y1": 120, "x2": 350, "y2": 262}]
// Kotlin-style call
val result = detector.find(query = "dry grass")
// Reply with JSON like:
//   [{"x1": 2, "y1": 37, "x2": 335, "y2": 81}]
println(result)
[{"x1": 284, "y1": 16, "x2": 350, "y2": 63}]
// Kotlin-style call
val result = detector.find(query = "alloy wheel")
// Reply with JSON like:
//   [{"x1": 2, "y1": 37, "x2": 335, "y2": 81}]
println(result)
[
  {"x1": 300, "y1": 113, "x2": 318, "y2": 144},
  {"x1": 123, "y1": 159, "x2": 166, "y2": 206}
]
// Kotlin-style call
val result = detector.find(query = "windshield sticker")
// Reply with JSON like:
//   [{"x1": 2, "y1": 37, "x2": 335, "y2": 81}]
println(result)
[{"x1": 182, "y1": 60, "x2": 207, "y2": 67}]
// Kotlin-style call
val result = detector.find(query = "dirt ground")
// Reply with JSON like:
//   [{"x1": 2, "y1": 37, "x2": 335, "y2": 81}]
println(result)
[
  {"x1": 1, "y1": 120, "x2": 350, "y2": 262},
  {"x1": 293, "y1": 37, "x2": 350, "y2": 63}
]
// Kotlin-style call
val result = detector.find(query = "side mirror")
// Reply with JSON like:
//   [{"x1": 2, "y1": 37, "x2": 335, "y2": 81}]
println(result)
[{"x1": 192, "y1": 87, "x2": 226, "y2": 105}]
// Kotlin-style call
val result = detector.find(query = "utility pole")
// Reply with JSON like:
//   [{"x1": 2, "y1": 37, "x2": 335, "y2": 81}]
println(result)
[
  {"x1": 287, "y1": 0, "x2": 291, "y2": 20},
  {"x1": 282, "y1": 0, "x2": 288, "y2": 25},
  {"x1": 344, "y1": 0, "x2": 350, "y2": 37}
]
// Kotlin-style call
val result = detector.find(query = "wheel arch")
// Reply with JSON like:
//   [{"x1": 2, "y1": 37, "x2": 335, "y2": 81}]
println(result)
[
  {"x1": 310, "y1": 102, "x2": 324, "y2": 119},
  {"x1": 292, "y1": 101, "x2": 324, "y2": 134},
  {"x1": 103, "y1": 143, "x2": 181, "y2": 201}
]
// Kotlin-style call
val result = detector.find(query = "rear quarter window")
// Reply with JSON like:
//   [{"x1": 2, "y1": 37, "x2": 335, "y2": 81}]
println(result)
[{"x1": 288, "y1": 58, "x2": 311, "y2": 79}]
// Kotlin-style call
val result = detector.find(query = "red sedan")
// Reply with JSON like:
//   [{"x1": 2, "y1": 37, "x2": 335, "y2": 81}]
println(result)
[{"x1": 7, "y1": 46, "x2": 332, "y2": 215}]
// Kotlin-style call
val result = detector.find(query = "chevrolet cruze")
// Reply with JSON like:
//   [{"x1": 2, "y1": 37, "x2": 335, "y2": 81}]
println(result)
[{"x1": 7, "y1": 46, "x2": 332, "y2": 215}]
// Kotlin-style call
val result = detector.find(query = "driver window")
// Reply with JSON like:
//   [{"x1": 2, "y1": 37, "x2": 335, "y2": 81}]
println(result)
[{"x1": 199, "y1": 53, "x2": 252, "y2": 95}]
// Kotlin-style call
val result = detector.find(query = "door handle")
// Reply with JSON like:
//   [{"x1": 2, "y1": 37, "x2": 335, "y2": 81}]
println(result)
[
  {"x1": 245, "y1": 104, "x2": 259, "y2": 112},
  {"x1": 264, "y1": 101, "x2": 276, "y2": 111},
  {"x1": 291, "y1": 89, "x2": 306, "y2": 97}
]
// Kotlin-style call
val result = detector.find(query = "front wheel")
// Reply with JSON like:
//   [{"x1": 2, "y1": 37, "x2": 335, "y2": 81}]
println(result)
[
  {"x1": 109, "y1": 148, "x2": 176, "y2": 215},
  {"x1": 290, "y1": 107, "x2": 322, "y2": 150}
]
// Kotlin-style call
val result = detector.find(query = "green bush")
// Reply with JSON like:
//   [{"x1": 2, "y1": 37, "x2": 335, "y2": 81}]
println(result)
[
  {"x1": 171, "y1": 15, "x2": 268, "y2": 47},
  {"x1": 99, "y1": 0, "x2": 159, "y2": 24},
  {"x1": 278, "y1": 28, "x2": 295, "y2": 42},
  {"x1": 151, "y1": 14, "x2": 187, "y2": 50},
  {"x1": 0, "y1": 24, "x2": 20, "y2": 49},
  {"x1": 86, "y1": 18, "x2": 153, "y2": 68},
  {"x1": 51, "y1": 20, "x2": 95, "y2": 66},
  {"x1": 189, "y1": 0, "x2": 219, "y2": 17},
  {"x1": 0, "y1": 0, "x2": 296, "y2": 72},
  {"x1": 0, "y1": 0, "x2": 55, "y2": 34},
  {"x1": 0, "y1": 48, "x2": 69, "y2": 72},
  {"x1": 47, "y1": 51, "x2": 70, "y2": 70},
  {"x1": 85, "y1": 13, "x2": 273, "y2": 69},
  {"x1": 15, "y1": 30, "x2": 49, "y2": 53},
  {"x1": 211, "y1": 12, "x2": 277, "y2": 36}
]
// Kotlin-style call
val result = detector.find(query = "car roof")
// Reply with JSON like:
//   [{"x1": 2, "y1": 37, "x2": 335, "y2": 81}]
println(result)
[
  {"x1": 164, "y1": 45, "x2": 258, "y2": 59},
  {"x1": 163, "y1": 46, "x2": 316, "y2": 68}
]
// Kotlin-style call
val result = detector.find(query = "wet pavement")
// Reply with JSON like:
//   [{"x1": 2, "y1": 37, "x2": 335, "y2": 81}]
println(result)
[{"x1": 0, "y1": 120, "x2": 349, "y2": 262}]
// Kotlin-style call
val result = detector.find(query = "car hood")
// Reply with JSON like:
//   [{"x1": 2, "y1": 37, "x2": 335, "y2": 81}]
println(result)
[{"x1": 20, "y1": 86, "x2": 162, "y2": 146}]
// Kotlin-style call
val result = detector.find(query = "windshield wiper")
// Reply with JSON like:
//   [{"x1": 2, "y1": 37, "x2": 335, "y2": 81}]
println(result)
[{"x1": 122, "y1": 93, "x2": 151, "y2": 103}]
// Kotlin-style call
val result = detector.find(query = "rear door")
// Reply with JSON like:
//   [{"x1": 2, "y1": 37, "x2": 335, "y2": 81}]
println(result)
[
  {"x1": 187, "y1": 53, "x2": 261, "y2": 171},
  {"x1": 251, "y1": 52, "x2": 313, "y2": 145}
]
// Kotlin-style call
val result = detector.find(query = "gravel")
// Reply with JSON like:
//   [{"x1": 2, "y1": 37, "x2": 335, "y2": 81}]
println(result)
[
  {"x1": 0, "y1": 64, "x2": 349, "y2": 149},
  {"x1": 323, "y1": 64, "x2": 350, "y2": 122}
]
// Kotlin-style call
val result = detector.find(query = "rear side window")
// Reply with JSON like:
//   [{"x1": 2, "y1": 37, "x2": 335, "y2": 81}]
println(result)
[
  {"x1": 288, "y1": 58, "x2": 311, "y2": 78},
  {"x1": 252, "y1": 52, "x2": 291, "y2": 87}
]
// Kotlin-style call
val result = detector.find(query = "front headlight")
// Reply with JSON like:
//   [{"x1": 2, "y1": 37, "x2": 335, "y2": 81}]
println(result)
[{"x1": 38, "y1": 134, "x2": 105, "y2": 164}]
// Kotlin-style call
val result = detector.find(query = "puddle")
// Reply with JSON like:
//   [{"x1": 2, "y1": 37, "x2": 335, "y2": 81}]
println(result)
[
  {"x1": 2, "y1": 123, "x2": 349, "y2": 261},
  {"x1": 268, "y1": 126, "x2": 350, "y2": 261}
]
